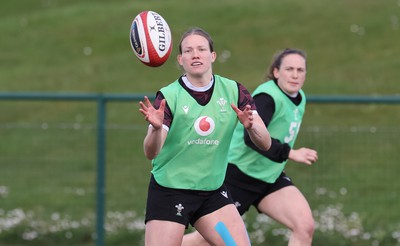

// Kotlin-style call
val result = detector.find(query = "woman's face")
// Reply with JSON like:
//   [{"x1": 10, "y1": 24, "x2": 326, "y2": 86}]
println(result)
[
  {"x1": 177, "y1": 34, "x2": 216, "y2": 78},
  {"x1": 274, "y1": 54, "x2": 306, "y2": 96}
]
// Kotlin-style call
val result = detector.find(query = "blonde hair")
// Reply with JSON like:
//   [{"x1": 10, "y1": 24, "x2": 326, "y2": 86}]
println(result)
[{"x1": 178, "y1": 27, "x2": 214, "y2": 54}]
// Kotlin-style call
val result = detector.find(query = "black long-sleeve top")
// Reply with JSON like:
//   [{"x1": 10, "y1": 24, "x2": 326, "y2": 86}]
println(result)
[{"x1": 243, "y1": 83, "x2": 302, "y2": 163}]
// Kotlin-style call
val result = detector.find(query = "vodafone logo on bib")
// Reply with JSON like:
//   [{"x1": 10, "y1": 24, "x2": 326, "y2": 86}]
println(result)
[
  {"x1": 187, "y1": 116, "x2": 219, "y2": 146},
  {"x1": 194, "y1": 116, "x2": 215, "y2": 136}
]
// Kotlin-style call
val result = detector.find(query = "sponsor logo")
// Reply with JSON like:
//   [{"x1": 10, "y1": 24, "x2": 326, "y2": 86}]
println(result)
[
  {"x1": 234, "y1": 201, "x2": 241, "y2": 208},
  {"x1": 220, "y1": 191, "x2": 228, "y2": 198},
  {"x1": 150, "y1": 12, "x2": 167, "y2": 51},
  {"x1": 294, "y1": 108, "x2": 299, "y2": 120},
  {"x1": 187, "y1": 116, "x2": 219, "y2": 145},
  {"x1": 175, "y1": 203, "x2": 184, "y2": 216},
  {"x1": 187, "y1": 138, "x2": 220, "y2": 145},
  {"x1": 131, "y1": 22, "x2": 143, "y2": 55},
  {"x1": 194, "y1": 116, "x2": 215, "y2": 136},
  {"x1": 283, "y1": 176, "x2": 292, "y2": 182},
  {"x1": 182, "y1": 105, "x2": 189, "y2": 114},
  {"x1": 216, "y1": 97, "x2": 228, "y2": 112}
]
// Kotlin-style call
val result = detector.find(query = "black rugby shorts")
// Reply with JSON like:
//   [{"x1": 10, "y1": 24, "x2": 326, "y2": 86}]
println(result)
[
  {"x1": 145, "y1": 175, "x2": 234, "y2": 228},
  {"x1": 225, "y1": 163, "x2": 294, "y2": 215}
]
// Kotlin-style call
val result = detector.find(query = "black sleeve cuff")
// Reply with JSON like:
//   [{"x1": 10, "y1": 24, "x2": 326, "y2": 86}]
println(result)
[{"x1": 244, "y1": 131, "x2": 290, "y2": 163}]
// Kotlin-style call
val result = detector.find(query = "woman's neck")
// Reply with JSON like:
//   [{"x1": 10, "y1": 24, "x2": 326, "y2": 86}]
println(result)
[
  {"x1": 182, "y1": 75, "x2": 213, "y2": 92},
  {"x1": 184, "y1": 71, "x2": 213, "y2": 87}
]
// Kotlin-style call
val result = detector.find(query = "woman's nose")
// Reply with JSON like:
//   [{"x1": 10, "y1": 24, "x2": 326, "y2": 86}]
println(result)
[{"x1": 192, "y1": 49, "x2": 200, "y2": 57}]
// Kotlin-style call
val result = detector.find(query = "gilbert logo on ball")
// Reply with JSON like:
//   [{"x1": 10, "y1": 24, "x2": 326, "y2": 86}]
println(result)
[{"x1": 130, "y1": 11, "x2": 172, "y2": 67}]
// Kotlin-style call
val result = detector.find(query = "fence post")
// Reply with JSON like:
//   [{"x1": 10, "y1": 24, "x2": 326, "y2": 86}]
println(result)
[{"x1": 96, "y1": 95, "x2": 106, "y2": 246}]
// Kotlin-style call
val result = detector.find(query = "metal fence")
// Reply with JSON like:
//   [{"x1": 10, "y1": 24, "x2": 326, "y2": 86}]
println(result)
[{"x1": 1, "y1": 92, "x2": 400, "y2": 246}]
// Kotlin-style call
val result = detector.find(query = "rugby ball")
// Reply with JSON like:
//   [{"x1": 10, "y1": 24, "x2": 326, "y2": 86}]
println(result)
[{"x1": 129, "y1": 11, "x2": 172, "y2": 67}]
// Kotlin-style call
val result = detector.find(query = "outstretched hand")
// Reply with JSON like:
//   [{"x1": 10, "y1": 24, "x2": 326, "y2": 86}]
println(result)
[
  {"x1": 231, "y1": 103, "x2": 254, "y2": 129},
  {"x1": 139, "y1": 96, "x2": 165, "y2": 129}
]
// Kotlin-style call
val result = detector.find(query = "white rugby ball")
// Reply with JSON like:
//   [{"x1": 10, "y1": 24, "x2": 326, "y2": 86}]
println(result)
[{"x1": 129, "y1": 11, "x2": 172, "y2": 67}]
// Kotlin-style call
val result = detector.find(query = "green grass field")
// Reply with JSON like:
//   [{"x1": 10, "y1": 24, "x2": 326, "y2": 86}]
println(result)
[{"x1": 1, "y1": 0, "x2": 400, "y2": 245}]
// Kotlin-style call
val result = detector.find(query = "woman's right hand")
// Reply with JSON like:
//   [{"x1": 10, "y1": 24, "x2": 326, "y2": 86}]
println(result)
[{"x1": 139, "y1": 96, "x2": 166, "y2": 129}]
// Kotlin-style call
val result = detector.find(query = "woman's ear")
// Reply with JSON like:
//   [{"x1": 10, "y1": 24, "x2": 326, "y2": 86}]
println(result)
[
  {"x1": 177, "y1": 54, "x2": 183, "y2": 66},
  {"x1": 211, "y1": 51, "x2": 217, "y2": 63},
  {"x1": 273, "y1": 67, "x2": 279, "y2": 79}
]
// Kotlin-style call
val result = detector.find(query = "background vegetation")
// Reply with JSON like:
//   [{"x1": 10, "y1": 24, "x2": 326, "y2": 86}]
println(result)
[{"x1": 1, "y1": 0, "x2": 400, "y2": 245}]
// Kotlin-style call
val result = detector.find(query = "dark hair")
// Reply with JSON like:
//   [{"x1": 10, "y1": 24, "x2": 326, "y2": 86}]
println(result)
[
  {"x1": 178, "y1": 27, "x2": 214, "y2": 54},
  {"x1": 266, "y1": 48, "x2": 307, "y2": 81}
]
